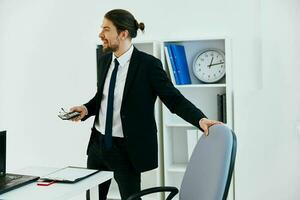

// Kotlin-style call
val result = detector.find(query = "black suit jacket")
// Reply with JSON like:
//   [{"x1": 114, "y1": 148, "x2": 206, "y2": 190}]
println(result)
[{"x1": 83, "y1": 47, "x2": 206, "y2": 172}]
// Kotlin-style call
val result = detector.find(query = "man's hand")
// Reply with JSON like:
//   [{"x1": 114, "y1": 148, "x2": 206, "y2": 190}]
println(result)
[
  {"x1": 69, "y1": 106, "x2": 88, "y2": 122},
  {"x1": 199, "y1": 118, "x2": 223, "y2": 136}
]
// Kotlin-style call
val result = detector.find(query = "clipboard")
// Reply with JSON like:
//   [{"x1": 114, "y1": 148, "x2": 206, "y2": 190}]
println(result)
[{"x1": 39, "y1": 166, "x2": 99, "y2": 183}]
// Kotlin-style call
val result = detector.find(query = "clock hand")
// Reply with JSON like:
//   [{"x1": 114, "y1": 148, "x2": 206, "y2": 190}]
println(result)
[
  {"x1": 208, "y1": 57, "x2": 214, "y2": 68},
  {"x1": 210, "y1": 62, "x2": 224, "y2": 66}
]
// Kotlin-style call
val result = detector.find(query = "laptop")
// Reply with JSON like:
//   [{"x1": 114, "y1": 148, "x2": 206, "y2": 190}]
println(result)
[{"x1": 0, "y1": 130, "x2": 39, "y2": 195}]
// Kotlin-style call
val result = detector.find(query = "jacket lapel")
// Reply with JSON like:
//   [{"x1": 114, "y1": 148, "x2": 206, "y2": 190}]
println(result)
[{"x1": 122, "y1": 47, "x2": 140, "y2": 105}]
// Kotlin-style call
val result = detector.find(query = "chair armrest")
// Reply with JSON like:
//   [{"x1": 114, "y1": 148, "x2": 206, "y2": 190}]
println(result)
[{"x1": 126, "y1": 186, "x2": 179, "y2": 200}]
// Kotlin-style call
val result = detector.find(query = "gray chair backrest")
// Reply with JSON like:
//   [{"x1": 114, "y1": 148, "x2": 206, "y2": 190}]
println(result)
[{"x1": 179, "y1": 124, "x2": 237, "y2": 200}]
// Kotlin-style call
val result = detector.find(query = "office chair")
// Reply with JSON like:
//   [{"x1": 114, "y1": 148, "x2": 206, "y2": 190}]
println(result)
[{"x1": 127, "y1": 124, "x2": 237, "y2": 200}]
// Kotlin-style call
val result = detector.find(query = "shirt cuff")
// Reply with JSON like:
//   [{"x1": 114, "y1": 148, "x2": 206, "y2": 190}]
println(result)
[{"x1": 82, "y1": 105, "x2": 88, "y2": 116}]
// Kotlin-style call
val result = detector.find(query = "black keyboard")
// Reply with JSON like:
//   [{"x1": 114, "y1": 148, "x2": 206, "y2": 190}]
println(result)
[
  {"x1": 0, "y1": 173, "x2": 39, "y2": 194},
  {"x1": 0, "y1": 174, "x2": 22, "y2": 185}
]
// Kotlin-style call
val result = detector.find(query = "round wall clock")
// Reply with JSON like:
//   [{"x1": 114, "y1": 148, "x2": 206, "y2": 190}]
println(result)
[{"x1": 192, "y1": 49, "x2": 225, "y2": 83}]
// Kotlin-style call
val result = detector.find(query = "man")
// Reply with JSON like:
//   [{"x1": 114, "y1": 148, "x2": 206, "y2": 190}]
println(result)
[{"x1": 70, "y1": 9, "x2": 221, "y2": 200}]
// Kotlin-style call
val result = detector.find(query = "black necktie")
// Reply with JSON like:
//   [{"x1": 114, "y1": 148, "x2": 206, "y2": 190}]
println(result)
[{"x1": 104, "y1": 58, "x2": 119, "y2": 149}]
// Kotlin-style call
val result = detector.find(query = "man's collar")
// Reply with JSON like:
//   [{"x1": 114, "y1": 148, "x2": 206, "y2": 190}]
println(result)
[{"x1": 112, "y1": 45, "x2": 134, "y2": 67}]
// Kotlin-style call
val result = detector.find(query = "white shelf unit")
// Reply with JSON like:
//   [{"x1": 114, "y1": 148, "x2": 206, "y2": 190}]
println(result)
[
  {"x1": 161, "y1": 38, "x2": 234, "y2": 200},
  {"x1": 107, "y1": 41, "x2": 163, "y2": 200}
]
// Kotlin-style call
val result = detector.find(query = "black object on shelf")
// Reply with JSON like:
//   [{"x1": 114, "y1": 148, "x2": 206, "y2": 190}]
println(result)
[{"x1": 217, "y1": 93, "x2": 227, "y2": 123}]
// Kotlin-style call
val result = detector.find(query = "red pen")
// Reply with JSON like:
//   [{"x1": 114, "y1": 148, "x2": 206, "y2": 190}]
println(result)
[{"x1": 37, "y1": 180, "x2": 56, "y2": 186}]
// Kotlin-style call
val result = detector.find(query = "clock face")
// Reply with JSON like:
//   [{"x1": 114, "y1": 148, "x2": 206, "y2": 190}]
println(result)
[{"x1": 193, "y1": 49, "x2": 225, "y2": 83}]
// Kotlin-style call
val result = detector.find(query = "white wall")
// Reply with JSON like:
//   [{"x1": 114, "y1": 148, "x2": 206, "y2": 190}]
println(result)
[
  {"x1": 0, "y1": 0, "x2": 300, "y2": 199},
  {"x1": 235, "y1": 1, "x2": 300, "y2": 199}
]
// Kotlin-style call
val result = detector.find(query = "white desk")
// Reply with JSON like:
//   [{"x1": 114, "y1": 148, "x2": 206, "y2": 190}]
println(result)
[{"x1": 0, "y1": 166, "x2": 113, "y2": 200}]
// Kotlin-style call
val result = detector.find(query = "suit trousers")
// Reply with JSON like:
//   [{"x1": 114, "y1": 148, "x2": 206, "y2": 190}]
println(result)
[{"x1": 86, "y1": 128, "x2": 141, "y2": 200}]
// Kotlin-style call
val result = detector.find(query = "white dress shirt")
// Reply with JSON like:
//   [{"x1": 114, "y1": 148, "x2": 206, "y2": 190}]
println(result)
[{"x1": 95, "y1": 45, "x2": 134, "y2": 138}]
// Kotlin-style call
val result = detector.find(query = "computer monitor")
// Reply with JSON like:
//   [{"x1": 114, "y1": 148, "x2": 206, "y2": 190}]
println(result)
[{"x1": 0, "y1": 131, "x2": 6, "y2": 176}]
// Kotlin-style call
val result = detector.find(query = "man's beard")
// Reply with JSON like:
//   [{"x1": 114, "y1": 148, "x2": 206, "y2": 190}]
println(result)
[
  {"x1": 102, "y1": 44, "x2": 119, "y2": 53},
  {"x1": 102, "y1": 37, "x2": 120, "y2": 53}
]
